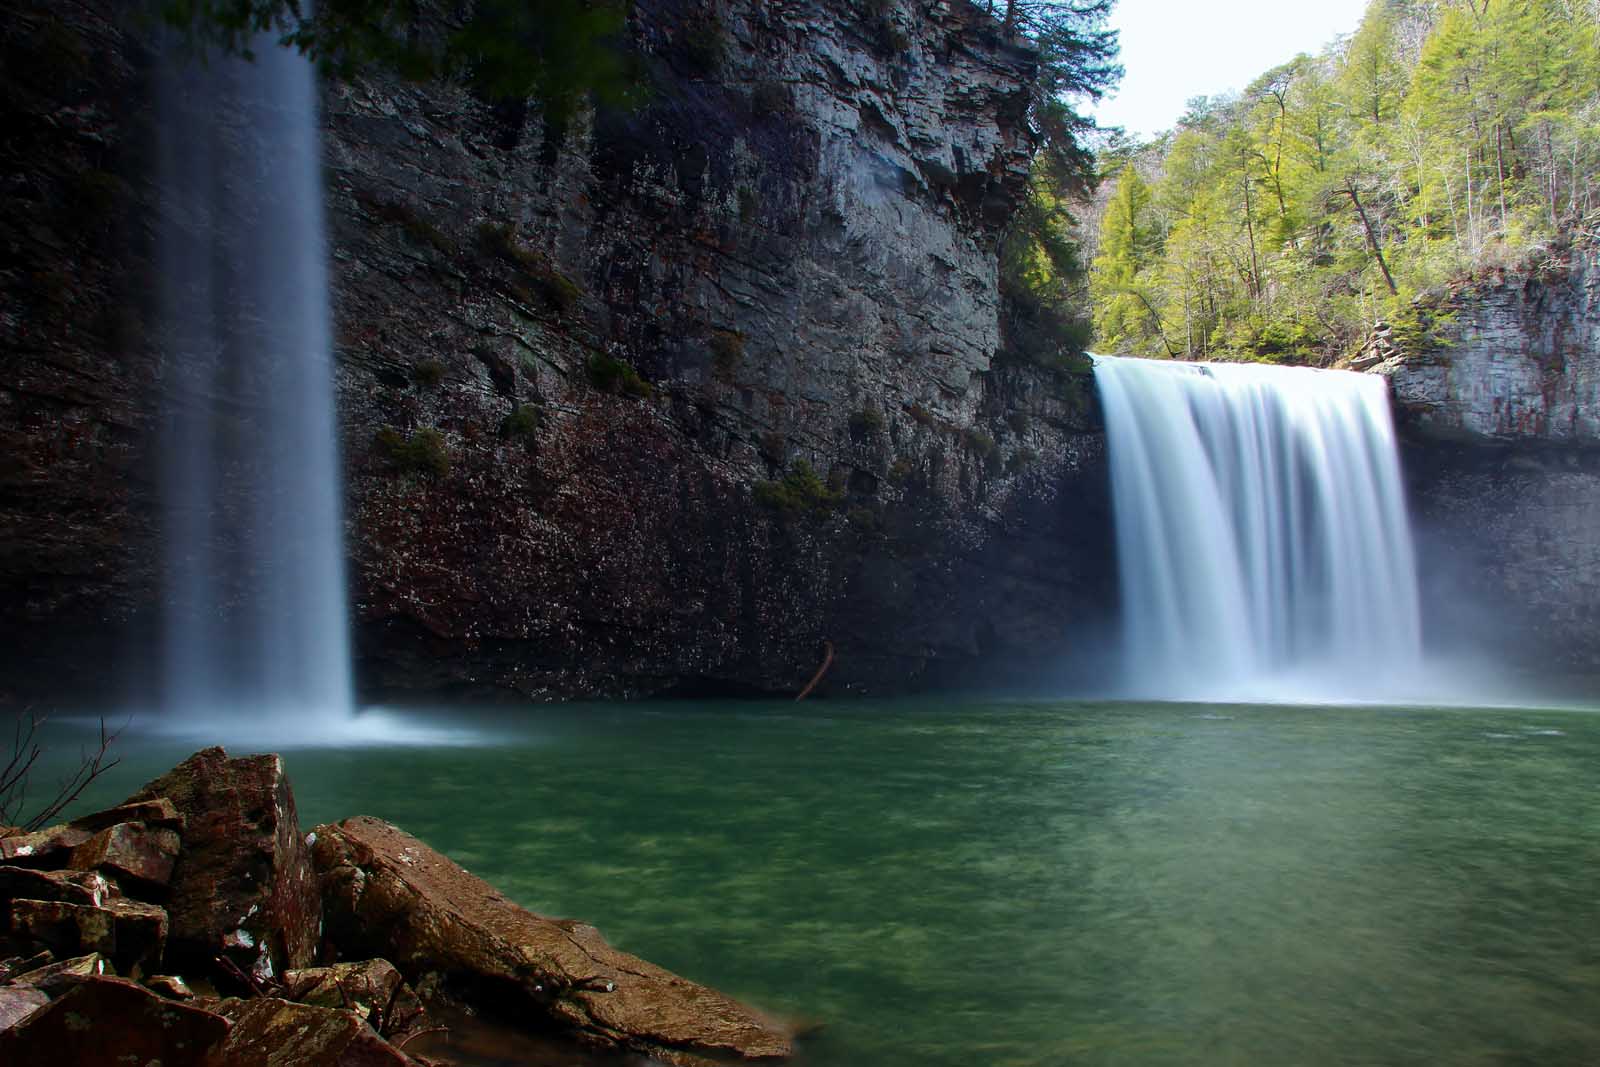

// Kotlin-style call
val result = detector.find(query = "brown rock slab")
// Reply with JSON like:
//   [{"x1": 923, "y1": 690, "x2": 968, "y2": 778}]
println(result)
[
  {"x1": 8, "y1": 898, "x2": 116, "y2": 959},
  {"x1": 7, "y1": 952, "x2": 112, "y2": 994},
  {"x1": 0, "y1": 826, "x2": 92, "y2": 868},
  {"x1": 0, "y1": 951, "x2": 53, "y2": 982},
  {"x1": 68, "y1": 797, "x2": 185, "y2": 833},
  {"x1": 0, "y1": 976, "x2": 229, "y2": 1066},
  {"x1": 148, "y1": 972, "x2": 197, "y2": 999},
  {"x1": 0, "y1": 866, "x2": 115, "y2": 907},
  {"x1": 68, "y1": 822, "x2": 181, "y2": 889},
  {"x1": 124, "y1": 747, "x2": 321, "y2": 980},
  {"x1": 0, "y1": 986, "x2": 48, "y2": 1033},
  {"x1": 284, "y1": 958, "x2": 429, "y2": 1042},
  {"x1": 313, "y1": 816, "x2": 793, "y2": 1066},
  {"x1": 103, "y1": 897, "x2": 168, "y2": 975},
  {"x1": 210, "y1": 997, "x2": 418, "y2": 1066}
]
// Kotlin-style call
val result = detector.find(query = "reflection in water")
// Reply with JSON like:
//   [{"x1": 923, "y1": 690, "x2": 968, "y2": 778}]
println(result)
[{"x1": 42, "y1": 700, "x2": 1600, "y2": 1066}]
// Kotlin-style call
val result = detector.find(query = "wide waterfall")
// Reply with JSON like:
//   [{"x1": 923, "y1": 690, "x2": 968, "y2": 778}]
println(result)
[
  {"x1": 1092, "y1": 355, "x2": 1423, "y2": 702},
  {"x1": 155, "y1": 33, "x2": 352, "y2": 727}
]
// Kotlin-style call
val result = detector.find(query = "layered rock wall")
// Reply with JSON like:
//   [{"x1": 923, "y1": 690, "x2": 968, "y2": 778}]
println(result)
[
  {"x1": 1373, "y1": 238, "x2": 1600, "y2": 688},
  {"x1": 0, "y1": 0, "x2": 1114, "y2": 702}
]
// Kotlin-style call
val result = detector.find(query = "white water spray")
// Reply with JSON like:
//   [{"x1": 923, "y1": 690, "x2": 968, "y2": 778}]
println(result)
[
  {"x1": 156, "y1": 33, "x2": 352, "y2": 730},
  {"x1": 1093, "y1": 355, "x2": 1423, "y2": 702}
]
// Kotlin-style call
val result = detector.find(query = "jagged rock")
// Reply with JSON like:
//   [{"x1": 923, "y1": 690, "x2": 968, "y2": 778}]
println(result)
[
  {"x1": 6, "y1": 952, "x2": 112, "y2": 995},
  {"x1": 0, "y1": 976, "x2": 229, "y2": 1067},
  {"x1": 0, "y1": 987, "x2": 48, "y2": 1033},
  {"x1": 0, "y1": 951, "x2": 52, "y2": 981},
  {"x1": 147, "y1": 973, "x2": 196, "y2": 999},
  {"x1": 284, "y1": 959, "x2": 428, "y2": 1042},
  {"x1": 8, "y1": 899, "x2": 116, "y2": 959},
  {"x1": 123, "y1": 747, "x2": 321, "y2": 981},
  {"x1": 0, "y1": 827, "x2": 93, "y2": 868},
  {"x1": 211, "y1": 997, "x2": 419, "y2": 1066},
  {"x1": 312, "y1": 816, "x2": 792, "y2": 1066},
  {"x1": 102, "y1": 898, "x2": 168, "y2": 974},
  {"x1": 68, "y1": 822, "x2": 181, "y2": 889},
  {"x1": 0, "y1": 866, "x2": 115, "y2": 907},
  {"x1": 68, "y1": 798, "x2": 185, "y2": 833},
  {"x1": 7, "y1": 895, "x2": 166, "y2": 976}
]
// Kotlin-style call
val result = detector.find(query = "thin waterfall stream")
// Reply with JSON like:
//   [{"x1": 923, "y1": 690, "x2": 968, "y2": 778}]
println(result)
[
  {"x1": 1092, "y1": 354, "x2": 1423, "y2": 701},
  {"x1": 155, "y1": 33, "x2": 352, "y2": 731}
]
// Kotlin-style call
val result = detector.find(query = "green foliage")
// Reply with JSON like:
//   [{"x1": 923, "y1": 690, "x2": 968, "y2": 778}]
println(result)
[
  {"x1": 847, "y1": 504, "x2": 884, "y2": 534},
  {"x1": 759, "y1": 431, "x2": 787, "y2": 464},
  {"x1": 586, "y1": 353, "x2": 651, "y2": 398},
  {"x1": 999, "y1": 1, "x2": 1122, "y2": 187},
  {"x1": 754, "y1": 460, "x2": 842, "y2": 516},
  {"x1": 157, "y1": 0, "x2": 637, "y2": 124},
  {"x1": 1007, "y1": 446, "x2": 1040, "y2": 474},
  {"x1": 412, "y1": 359, "x2": 445, "y2": 388},
  {"x1": 963, "y1": 428, "x2": 997, "y2": 459},
  {"x1": 849, "y1": 405, "x2": 885, "y2": 439},
  {"x1": 737, "y1": 186, "x2": 760, "y2": 225},
  {"x1": 709, "y1": 330, "x2": 744, "y2": 381},
  {"x1": 500, "y1": 404, "x2": 540, "y2": 439},
  {"x1": 360, "y1": 192, "x2": 456, "y2": 255},
  {"x1": 750, "y1": 81, "x2": 792, "y2": 118},
  {"x1": 1086, "y1": 0, "x2": 1600, "y2": 362},
  {"x1": 477, "y1": 223, "x2": 583, "y2": 315},
  {"x1": 681, "y1": 14, "x2": 728, "y2": 75},
  {"x1": 1001, "y1": 154, "x2": 1095, "y2": 366},
  {"x1": 375, "y1": 426, "x2": 449, "y2": 478},
  {"x1": 1090, "y1": 164, "x2": 1169, "y2": 355}
]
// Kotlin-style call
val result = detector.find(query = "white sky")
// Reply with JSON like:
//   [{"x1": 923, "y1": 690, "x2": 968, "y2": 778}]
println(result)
[{"x1": 1085, "y1": 0, "x2": 1375, "y2": 140}]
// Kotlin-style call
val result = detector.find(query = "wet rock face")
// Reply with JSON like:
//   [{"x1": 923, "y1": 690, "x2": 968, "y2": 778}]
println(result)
[
  {"x1": 1377, "y1": 244, "x2": 1600, "y2": 443},
  {"x1": 124, "y1": 748, "x2": 321, "y2": 980},
  {"x1": 0, "y1": 0, "x2": 1116, "y2": 702},
  {"x1": 1401, "y1": 441, "x2": 1600, "y2": 687},
  {"x1": 328, "y1": 0, "x2": 1112, "y2": 700},
  {"x1": 312, "y1": 815, "x2": 793, "y2": 1065},
  {"x1": 1372, "y1": 241, "x2": 1600, "y2": 688}
]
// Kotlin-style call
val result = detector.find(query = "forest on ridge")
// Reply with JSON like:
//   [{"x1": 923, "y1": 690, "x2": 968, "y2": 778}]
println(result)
[{"x1": 1083, "y1": 0, "x2": 1600, "y2": 363}]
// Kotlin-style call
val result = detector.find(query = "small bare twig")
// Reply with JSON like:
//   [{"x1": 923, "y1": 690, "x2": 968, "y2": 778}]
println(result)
[
  {"x1": 214, "y1": 954, "x2": 283, "y2": 999},
  {"x1": 1, "y1": 712, "x2": 126, "y2": 832},
  {"x1": 795, "y1": 641, "x2": 834, "y2": 703},
  {"x1": 394, "y1": 1026, "x2": 448, "y2": 1050}
]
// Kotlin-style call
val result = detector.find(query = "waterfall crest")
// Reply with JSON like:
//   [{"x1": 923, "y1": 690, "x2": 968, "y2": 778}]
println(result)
[
  {"x1": 1093, "y1": 355, "x2": 1422, "y2": 701},
  {"x1": 156, "y1": 34, "x2": 351, "y2": 725}
]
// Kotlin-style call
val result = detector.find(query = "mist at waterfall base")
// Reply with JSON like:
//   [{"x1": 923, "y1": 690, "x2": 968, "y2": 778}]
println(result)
[
  {"x1": 151, "y1": 33, "x2": 368, "y2": 746},
  {"x1": 1091, "y1": 354, "x2": 1490, "y2": 705}
]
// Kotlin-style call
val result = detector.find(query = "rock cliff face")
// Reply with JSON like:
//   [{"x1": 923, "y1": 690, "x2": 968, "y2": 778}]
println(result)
[
  {"x1": 0, "y1": 0, "x2": 1114, "y2": 702},
  {"x1": 1371, "y1": 238, "x2": 1600, "y2": 688}
]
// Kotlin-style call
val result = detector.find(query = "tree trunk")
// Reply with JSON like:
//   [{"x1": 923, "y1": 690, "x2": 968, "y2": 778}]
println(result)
[
  {"x1": 1346, "y1": 185, "x2": 1399, "y2": 297},
  {"x1": 1494, "y1": 122, "x2": 1509, "y2": 232},
  {"x1": 1242, "y1": 156, "x2": 1261, "y2": 303}
]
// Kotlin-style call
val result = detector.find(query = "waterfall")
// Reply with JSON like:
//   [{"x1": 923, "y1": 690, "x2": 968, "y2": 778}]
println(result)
[
  {"x1": 156, "y1": 33, "x2": 352, "y2": 726},
  {"x1": 1092, "y1": 355, "x2": 1422, "y2": 702}
]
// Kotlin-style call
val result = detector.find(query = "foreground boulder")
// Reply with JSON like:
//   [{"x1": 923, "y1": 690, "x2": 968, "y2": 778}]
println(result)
[
  {"x1": 0, "y1": 986, "x2": 48, "y2": 1033},
  {"x1": 313, "y1": 816, "x2": 793, "y2": 1066},
  {"x1": 211, "y1": 997, "x2": 422, "y2": 1066},
  {"x1": 124, "y1": 747, "x2": 320, "y2": 981},
  {"x1": 0, "y1": 975, "x2": 230, "y2": 1066},
  {"x1": 284, "y1": 958, "x2": 429, "y2": 1043}
]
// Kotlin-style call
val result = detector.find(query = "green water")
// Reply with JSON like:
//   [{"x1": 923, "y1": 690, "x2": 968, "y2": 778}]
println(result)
[{"x1": 46, "y1": 699, "x2": 1600, "y2": 1065}]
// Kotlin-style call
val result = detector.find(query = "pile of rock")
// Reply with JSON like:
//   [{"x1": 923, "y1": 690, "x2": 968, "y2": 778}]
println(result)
[{"x1": 0, "y1": 747, "x2": 793, "y2": 1066}]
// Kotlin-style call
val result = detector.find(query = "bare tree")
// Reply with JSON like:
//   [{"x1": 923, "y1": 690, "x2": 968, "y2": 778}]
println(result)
[{"x1": 0, "y1": 709, "x2": 123, "y2": 833}]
